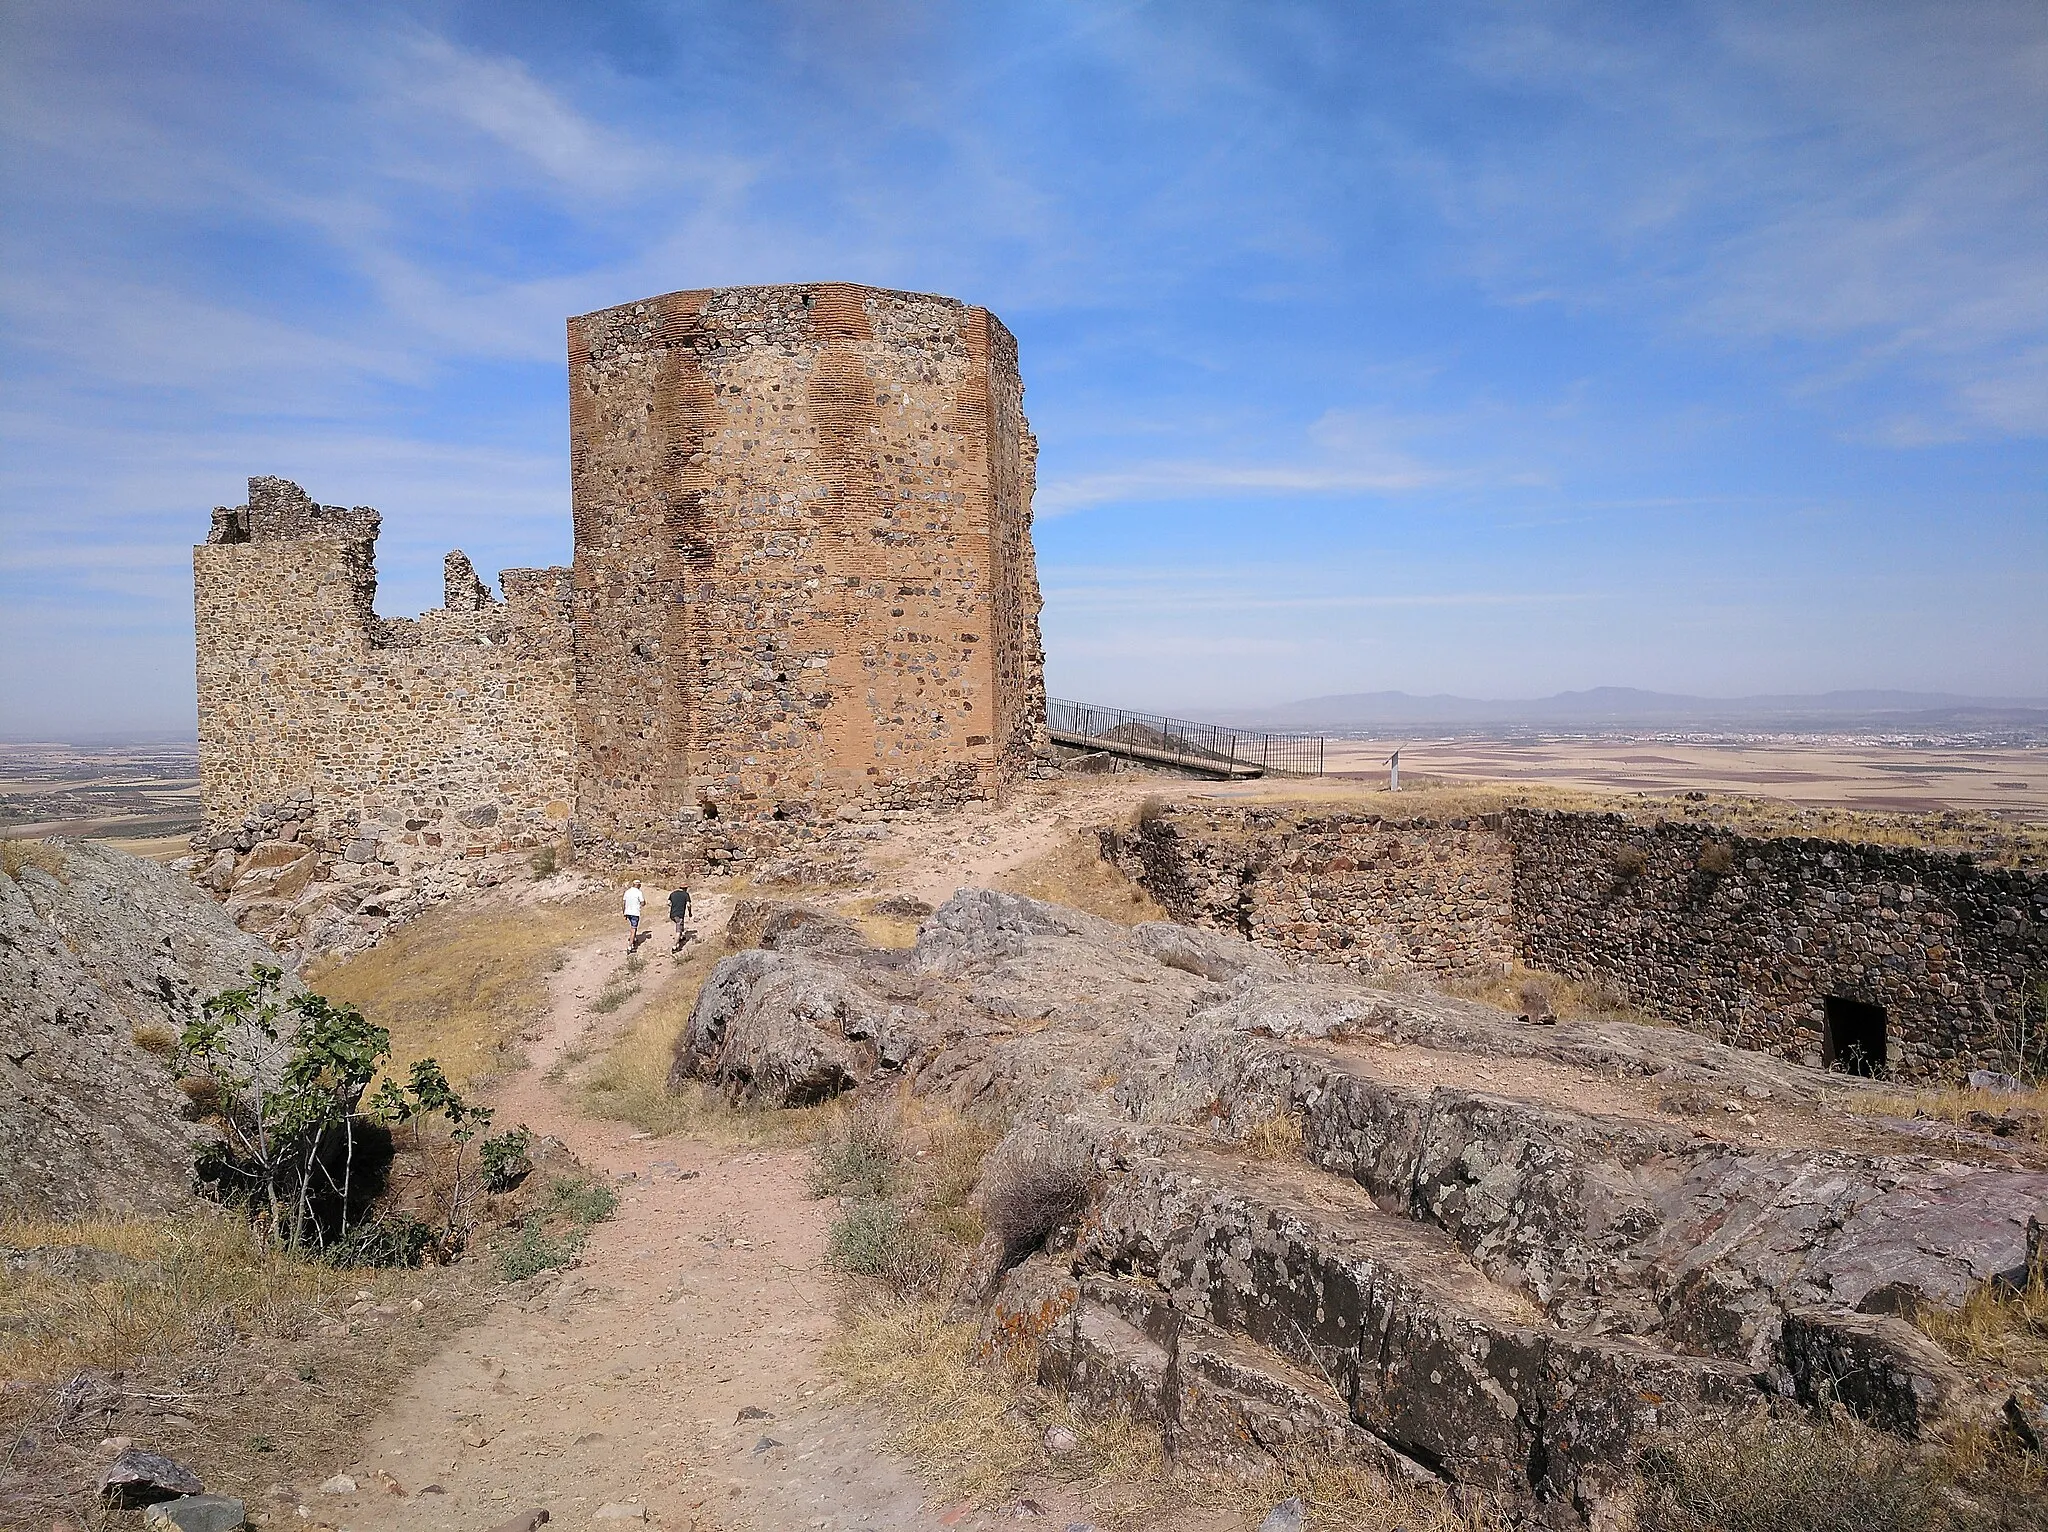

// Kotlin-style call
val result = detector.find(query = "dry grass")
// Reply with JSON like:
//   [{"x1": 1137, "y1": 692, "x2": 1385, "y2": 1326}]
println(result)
[
  {"x1": 827, "y1": 1296, "x2": 1164, "y2": 1509},
  {"x1": 1914, "y1": 1269, "x2": 2048, "y2": 1378},
  {"x1": 828, "y1": 1296, "x2": 1509, "y2": 1531},
  {"x1": 994, "y1": 827, "x2": 1167, "y2": 926},
  {"x1": 0, "y1": 1214, "x2": 354, "y2": 1385},
  {"x1": 1845, "y1": 1079, "x2": 2048, "y2": 1145},
  {"x1": 842, "y1": 893, "x2": 927, "y2": 950},
  {"x1": 902, "y1": 1100, "x2": 1003, "y2": 1246},
  {"x1": 1447, "y1": 961, "x2": 1646, "y2": 1024},
  {"x1": 0, "y1": 1214, "x2": 482, "y2": 1530},
  {"x1": 1239, "y1": 1110, "x2": 1308, "y2": 1161},
  {"x1": 308, "y1": 895, "x2": 612, "y2": 1091},
  {"x1": 576, "y1": 937, "x2": 821, "y2": 1144},
  {"x1": 1635, "y1": 1408, "x2": 2047, "y2": 1532},
  {"x1": 0, "y1": 838, "x2": 68, "y2": 881}
]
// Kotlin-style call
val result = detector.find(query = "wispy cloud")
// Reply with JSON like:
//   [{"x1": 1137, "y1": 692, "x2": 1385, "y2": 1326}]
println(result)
[{"x1": 2, "y1": 0, "x2": 2042, "y2": 732}]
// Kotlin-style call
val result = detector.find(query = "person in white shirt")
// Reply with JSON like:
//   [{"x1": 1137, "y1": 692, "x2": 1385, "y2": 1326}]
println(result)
[{"x1": 622, "y1": 880, "x2": 645, "y2": 950}]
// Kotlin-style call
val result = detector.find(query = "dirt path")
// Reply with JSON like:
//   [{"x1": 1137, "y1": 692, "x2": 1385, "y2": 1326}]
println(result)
[{"x1": 306, "y1": 823, "x2": 1110, "y2": 1532}]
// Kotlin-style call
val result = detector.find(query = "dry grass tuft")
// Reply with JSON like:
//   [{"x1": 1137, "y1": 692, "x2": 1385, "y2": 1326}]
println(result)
[
  {"x1": 1239, "y1": 1110, "x2": 1308, "y2": 1161},
  {"x1": 308, "y1": 895, "x2": 611, "y2": 1091},
  {"x1": 904, "y1": 1102, "x2": 1003, "y2": 1245},
  {"x1": 978, "y1": 1136, "x2": 1096, "y2": 1265},
  {"x1": 1914, "y1": 1269, "x2": 2048, "y2": 1377},
  {"x1": 1449, "y1": 961, "x2": 1644, "y2": 1024},
  {"x1": 0, "y1": 838, "x2": 68, "y2": 882},
  {"x1": 842, "y1": 894, "x2": 927, "y2": 950},
  {"x1": 993, "y1": 828, "x2": 1167, "y2": 926},
  {"x1": 131, "y1": 1020, "x2": 180, "y2": 1057}
]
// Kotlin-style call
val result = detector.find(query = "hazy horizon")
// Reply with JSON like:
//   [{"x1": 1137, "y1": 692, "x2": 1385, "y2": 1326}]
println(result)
[{"x1": 3, "y1": 2, "x2": 2045, "y2": 735}]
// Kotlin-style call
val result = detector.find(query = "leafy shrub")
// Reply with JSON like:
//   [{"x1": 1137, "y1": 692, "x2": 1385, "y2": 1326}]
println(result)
[
  {"x1": 826, "y1": 1200, "x2": 949, "y2": 1297},
  {"x1": 497, "y1": 1223, "x2": 583, "y2": 1282},
  {"x1": 529, "y1": 843, "x2": 559, "y2": 878},
  {"x1": 175, "y1": 965, "x2": 490, "y2": 1256},
  {"x1": 979, "y1": 1137, "x2": 1097, "y2": 1264},
  {"x1": 1635, "y1": 1413, "x2": 1944, "y2": 1532},
  {"x1": 1516, "y1": 976, "x2": 1556, "y2": 1020},
  {"x1": 1697, "y1": 841, "x2": 1736, "y2": 877},
  {"x1": 1612, "y1": 845, "x2": 1650, "y2": 881},
  {"x1": 479, "y1": 1126, "x2": 535, "y2": 1192},
  {"x1": 547, "y1": 1176, "x2": 619, "y2": 1226},
  {"x1": 809, "y1": 1098, "x2": 903, "y2": 1200}
]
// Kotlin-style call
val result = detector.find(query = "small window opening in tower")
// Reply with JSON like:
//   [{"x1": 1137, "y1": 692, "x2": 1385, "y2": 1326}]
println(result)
[{"x1": 1822, "y1": 996, "x2": 1888, "y2": 1076}]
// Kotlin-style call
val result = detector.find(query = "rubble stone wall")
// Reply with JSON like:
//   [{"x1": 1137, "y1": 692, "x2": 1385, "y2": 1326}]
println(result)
[
  {"x1": 566, "y1": 281, "x2": 1047, "y2": 861},
  {"x1": 193, "y1": 475, "x2": 576, "y2": 874},
  {"x1": 1505, "y1": 808, "x2": 2048, "y2": 1078},
  {"x1": 1106, "y1": 799, "x2": 2048, "y2": 1079},
  {"x1": 1100, "y1": 803, "x2": 1515, "y2": 984}
]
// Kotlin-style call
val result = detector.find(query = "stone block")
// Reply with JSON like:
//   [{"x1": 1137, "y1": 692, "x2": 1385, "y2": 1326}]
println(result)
[{"x1": 142, "y1": 1495, "x2": 248, "y2": 1531}]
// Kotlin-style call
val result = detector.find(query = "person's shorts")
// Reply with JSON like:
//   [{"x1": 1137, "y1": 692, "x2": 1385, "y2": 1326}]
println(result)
[{"x1": 626, "y1": 914, "x2": 640, "y2": 931}]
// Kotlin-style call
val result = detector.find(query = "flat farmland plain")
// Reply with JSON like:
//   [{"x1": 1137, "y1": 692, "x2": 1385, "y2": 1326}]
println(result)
[
  {"x1": 0, "y1": 740, "x2": 200, "y2": 859},
  {"x1": 1320, "y1": 735, "x2": 2048, "y2": 820}
]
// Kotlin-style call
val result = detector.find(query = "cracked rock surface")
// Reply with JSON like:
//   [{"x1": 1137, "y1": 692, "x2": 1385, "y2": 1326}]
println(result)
[
  {"x1": 2, "y1": 841, "x2": 289, "y2": 1218},
  {"x1": 674, "y1": 887, "x2": 2048, "y2": 1521}
]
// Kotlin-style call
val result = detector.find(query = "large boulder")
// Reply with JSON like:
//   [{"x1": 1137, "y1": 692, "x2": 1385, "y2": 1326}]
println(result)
[
  {"x1": 668, "y1": 948, "x2": 919, "y2": 1107},
  {"x1": 1, "y1": 841, "x2": 288, "y2": 1218}
]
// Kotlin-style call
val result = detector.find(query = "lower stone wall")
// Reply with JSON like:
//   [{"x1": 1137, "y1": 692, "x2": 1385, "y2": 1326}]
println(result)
[
  {"x1": 1504, "y1": 809, "x2": 2048, "y2": 1079},
  {"x1": 1098, "y1": 803, "x2": 1514, "y2": 984},
  {"x1": 1102, "y1": 799, "x2": 2048, "y2": 1082}
]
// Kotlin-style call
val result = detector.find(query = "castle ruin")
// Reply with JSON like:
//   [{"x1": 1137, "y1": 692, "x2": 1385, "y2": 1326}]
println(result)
[{"x1": 194, "y1": 282, "x2": 1047, "y2": 878}]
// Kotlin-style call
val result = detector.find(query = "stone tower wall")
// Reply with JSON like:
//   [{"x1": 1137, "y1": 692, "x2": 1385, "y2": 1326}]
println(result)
[
  {"x1": 193, "y1": 477, "x2": 575, "y2": 872},
  {"x1": 566, "y1": 282, "x2": 1047, "y2": 859}
]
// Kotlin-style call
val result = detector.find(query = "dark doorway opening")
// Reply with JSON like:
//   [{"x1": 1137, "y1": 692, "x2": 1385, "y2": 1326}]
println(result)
[{"x1": 1823, "y1": 996, "x2": 1888, "y2": 1076}]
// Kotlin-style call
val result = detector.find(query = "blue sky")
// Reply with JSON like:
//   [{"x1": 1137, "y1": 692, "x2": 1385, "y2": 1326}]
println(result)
[{"x1": 3, "y1": 0, "x2": 2044, "y2": 735}]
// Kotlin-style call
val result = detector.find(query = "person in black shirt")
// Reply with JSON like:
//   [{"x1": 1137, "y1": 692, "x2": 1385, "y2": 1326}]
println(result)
[{"x1": 668, "y1": 886, "x2": 692, "y2": 950}]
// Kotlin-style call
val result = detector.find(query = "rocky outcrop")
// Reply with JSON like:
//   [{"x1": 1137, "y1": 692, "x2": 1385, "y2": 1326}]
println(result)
[
  {"x1": 1, "y1": 840, "x2": 286, "y2": 1218},
  {"x1": 669, "y1": 948, "x2": 918, "y2": 1106},
  {"x1": 678, "y1": 887, "x2": 2048, "y2": 1520}
]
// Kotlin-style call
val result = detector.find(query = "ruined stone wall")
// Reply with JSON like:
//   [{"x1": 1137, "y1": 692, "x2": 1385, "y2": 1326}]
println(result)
[
  {"x1": 1101, "y1": 803, "x2": 1515, "y2": 984},
  {"x1": 1106, "y1": 798, "x2": 2048, "y2": 1080},
  {"x1": 566, "y1": 282, "x2": 1046, "y2": 861},
  {"x1": 194, "y1": 476, "x2": 575, "y2": 878},
  {"x1": 1506, "y1": 809, "x2": 2048, "y2": 1079}
]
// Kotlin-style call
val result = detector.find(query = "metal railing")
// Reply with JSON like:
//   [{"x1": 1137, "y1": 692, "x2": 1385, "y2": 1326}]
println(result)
[{"x1": 1046, "y1": 697, "x2": 1325, "y2": 778}]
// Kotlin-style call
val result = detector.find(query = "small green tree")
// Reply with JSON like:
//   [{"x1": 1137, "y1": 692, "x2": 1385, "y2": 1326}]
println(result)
[
  {"x1": 175, "y1": 964, "x2": 511, "y2": 1257},
  {"x1": 368, "y1": 1058, "x2": 498, "y2": 1244}
]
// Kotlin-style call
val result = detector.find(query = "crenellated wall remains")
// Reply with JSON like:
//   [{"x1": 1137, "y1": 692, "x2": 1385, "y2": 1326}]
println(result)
[{"x1": 193, "y1": 476, "x2": 576, "y2": 898}]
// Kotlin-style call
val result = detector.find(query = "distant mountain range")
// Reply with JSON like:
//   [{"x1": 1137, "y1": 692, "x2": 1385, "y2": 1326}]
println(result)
[{"x1": 1212, "y1": 688, "x2": 2048, "y2": 732}]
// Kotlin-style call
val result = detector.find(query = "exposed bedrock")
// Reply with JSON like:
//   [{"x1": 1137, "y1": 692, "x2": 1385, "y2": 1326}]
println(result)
[
  {"x1": 671, "y1": 888, "x2": 2048, "y2": 1517},
  {"x1": 2, "y1": 842, "x2": 293, "y2": 1218}
]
